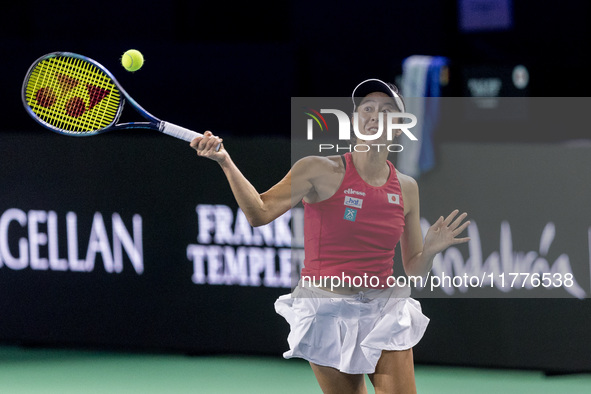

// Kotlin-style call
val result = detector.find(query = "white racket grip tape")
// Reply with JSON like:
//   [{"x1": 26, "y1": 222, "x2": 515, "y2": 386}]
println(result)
[{"x1": 160, "y1": 122, "x2": 220, "y2": 151}]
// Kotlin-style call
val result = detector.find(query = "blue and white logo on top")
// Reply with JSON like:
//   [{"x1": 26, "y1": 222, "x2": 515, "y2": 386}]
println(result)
[
  {"x1": 344, "y1": 208, "x2": 357, "y2": 222},
  {"x1": 344, "y1": 196, "x2": 363, "y2": 209}
]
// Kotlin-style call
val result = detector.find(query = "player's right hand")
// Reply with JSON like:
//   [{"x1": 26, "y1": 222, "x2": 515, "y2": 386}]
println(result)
[{"x1": 190, "y1": 131, "x2": 227, "y2": 163}]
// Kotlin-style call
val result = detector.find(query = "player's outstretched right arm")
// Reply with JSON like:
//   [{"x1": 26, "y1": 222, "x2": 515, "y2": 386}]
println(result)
[{"x1": 190, "y1": 131, "x2": 316, "y2": 227}]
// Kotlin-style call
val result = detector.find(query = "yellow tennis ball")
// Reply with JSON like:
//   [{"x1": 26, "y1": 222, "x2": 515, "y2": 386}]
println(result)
[{"x1": 121, "y1": 49, "x2": 144, "y2": 72}]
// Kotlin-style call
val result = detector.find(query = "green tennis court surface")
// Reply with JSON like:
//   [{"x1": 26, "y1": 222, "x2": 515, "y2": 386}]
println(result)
[{"x1": 1, "y1": 346, "x2": 589, "y2": 393}]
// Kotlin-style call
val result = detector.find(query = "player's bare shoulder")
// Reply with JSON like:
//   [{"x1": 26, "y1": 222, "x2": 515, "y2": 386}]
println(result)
[
  {"x1": 293, "y1": 155, "x2": 344, "y2": 176},
  {"x1": 293, "y1": 155, "x2": 345, "y2": 203},
  {"x1": 396, "y1": 169, "x2": 419, "y2": 215},
  {"x1": 396, "y1": 170, "x2": 418, "y2": 190}
]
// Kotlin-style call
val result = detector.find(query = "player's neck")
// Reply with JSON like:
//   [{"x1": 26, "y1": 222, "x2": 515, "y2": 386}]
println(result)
[{"x1": 351, "y1": 151, "x2": 389, "y2": 183}]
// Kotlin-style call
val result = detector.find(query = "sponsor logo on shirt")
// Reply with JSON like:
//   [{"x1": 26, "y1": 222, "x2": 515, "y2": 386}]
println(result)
[
  {"x1": 344, "y1": 188, "x2": 366, "y2": 196},
  {"x1": 344, "y1": 196, "x2": 363, "y2": 209},
  {"x1": 343, "y1": 208, "x2": 357, "y2": 222},
  {"x1": 387, "y1": 193, "x2": 400, "y2": 204}
]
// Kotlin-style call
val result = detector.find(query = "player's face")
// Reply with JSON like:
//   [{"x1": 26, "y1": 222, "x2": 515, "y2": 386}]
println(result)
[{"x1": 354, "y1": 92, "x2": 399, "y2": 141}]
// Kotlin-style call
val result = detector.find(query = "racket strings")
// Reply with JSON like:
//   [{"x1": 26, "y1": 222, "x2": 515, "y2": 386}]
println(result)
[{"x1": 24, "y1": 55, "x2": 121, "y2": 133}]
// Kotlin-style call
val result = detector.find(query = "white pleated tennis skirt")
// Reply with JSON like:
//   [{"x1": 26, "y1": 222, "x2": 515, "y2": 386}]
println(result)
[{"x1": 274, "y1": 283, "x2": 429, "y2": 375}]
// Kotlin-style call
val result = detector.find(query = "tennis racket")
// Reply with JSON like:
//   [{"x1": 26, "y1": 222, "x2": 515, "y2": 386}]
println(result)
[{"x1": 22, "y1": 51, "x2": 219, "y2": 149}]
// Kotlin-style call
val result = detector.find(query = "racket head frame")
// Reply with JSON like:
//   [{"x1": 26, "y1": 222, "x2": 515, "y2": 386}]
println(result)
[{"x1": 22, "y1": 51, "x2": 162, "y2": 136}]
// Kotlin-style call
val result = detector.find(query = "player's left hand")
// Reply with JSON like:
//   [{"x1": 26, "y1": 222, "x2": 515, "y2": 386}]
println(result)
[{"x1": 423, "y1": 209, "x2": 470, "y2": 257}]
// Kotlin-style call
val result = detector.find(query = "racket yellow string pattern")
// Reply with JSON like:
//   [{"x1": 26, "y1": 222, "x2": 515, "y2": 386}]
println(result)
[{"x1": 23, "y1": 55, "x2": 121, "y2": 133}]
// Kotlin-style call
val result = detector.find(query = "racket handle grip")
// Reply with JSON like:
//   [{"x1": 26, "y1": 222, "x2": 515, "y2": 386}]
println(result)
[{"x1": 160, "y1": 122, "x2": 221, "y2": 151}]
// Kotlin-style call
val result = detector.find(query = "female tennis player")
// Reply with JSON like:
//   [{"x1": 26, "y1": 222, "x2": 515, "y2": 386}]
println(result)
[{"x1": 190, "y1": 79, "x2": 470, "y2": 394}]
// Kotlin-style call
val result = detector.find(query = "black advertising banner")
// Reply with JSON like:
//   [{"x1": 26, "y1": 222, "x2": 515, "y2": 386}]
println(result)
[{"x1": 0, "y1": 131, "x2": 293, "y2": 354}]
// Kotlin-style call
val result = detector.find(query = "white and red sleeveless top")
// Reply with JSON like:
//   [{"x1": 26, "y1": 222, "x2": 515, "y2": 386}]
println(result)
[{"x1": 301, "y1": 152, "x2": 406, "y2": 287}]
